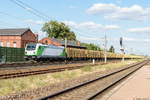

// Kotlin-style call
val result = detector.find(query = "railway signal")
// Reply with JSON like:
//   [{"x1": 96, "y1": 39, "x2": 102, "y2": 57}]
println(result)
[{"x1": 120, "y1": 37, "x2": 123, "y2": 47}]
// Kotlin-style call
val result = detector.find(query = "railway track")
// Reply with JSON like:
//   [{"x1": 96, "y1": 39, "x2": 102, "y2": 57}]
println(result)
[
  {"x1": 37, "y1": 60, "x2": 149, "y2": 100},
  {"x1": 0, "y1": 60, "x2": 122, "y2": 79},
  {"x1": 0, "y1": 60, "x2": 89, "y2": 69},
  {"x1": 0, "y1": 59, "x2": 133, "y2": 70},
  {"x1": 0, "y1": 60, "x2": 115, "y2": 79}
]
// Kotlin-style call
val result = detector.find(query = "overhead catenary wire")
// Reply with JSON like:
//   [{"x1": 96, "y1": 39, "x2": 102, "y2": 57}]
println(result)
[
  {"x1": 68, "y1": 26, "x2": 104, "y2": 51},
  {"x1": 5, "y1": 0, "x2": 112, "y2": 52},
  {"x1": 0, "y1": 11, "x2": 27, "y2": 28},
  {"x1": 0, "y1": 12, "x2": 41, "y2": 37},
  {"x1": 9, "y1": 0, "x2": 49, "y2": 21},
  {"x1": 0, "y1": 11, "x2": 41, "y2": 33},
  {"x1": 70, "y1": 26, "x2": 100, "y2": 39},
  {"x1": 0, "y1": 11, "x2": 24, "y2": 21},
  {"x1": 0, "y1": 11, "x2": 28, "y2": 26},
  {"x1": 15, "y1": 0, "x2": 51, "y2": 20},
  {"x1": 0, "y1": 20, "x2": 19, "y2": 28},
  {"x1": 0, "y1": 0, "x2": 49, "y2": 33},
  {"x1": 8, "y1": 0, "x2": 103, "y2": 42}
]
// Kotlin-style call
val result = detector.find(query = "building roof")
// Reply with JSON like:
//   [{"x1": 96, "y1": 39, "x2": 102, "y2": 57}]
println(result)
[
  {"x1": 51, "y1": 38, "x2": 77, "y2": 46},
  {"x1": 0, "y1": 28, "x2": 30, "y2": 36},
  {"x1": 51, "y1": 38, "x2": 86, "y2": 49}
]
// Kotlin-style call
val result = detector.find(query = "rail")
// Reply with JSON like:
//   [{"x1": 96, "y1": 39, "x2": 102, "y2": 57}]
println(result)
[{"x1": 38, "y1": 60, "x2": 149, "y2": 100}]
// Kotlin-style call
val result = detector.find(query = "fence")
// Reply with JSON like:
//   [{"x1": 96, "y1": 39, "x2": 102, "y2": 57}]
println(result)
[{"x1": 0, "y1": 47, "x2": 25, "y2": 63}]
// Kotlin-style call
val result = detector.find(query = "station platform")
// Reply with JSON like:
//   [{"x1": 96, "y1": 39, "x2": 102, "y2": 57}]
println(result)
[{"x1": 102, "y1": 65, "x2": 150, "y2": 100}]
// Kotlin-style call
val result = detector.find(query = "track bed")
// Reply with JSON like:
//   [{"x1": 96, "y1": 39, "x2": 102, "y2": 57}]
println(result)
[{"x1": 0, "y1": 60, "x2": 148, "y2": 100}]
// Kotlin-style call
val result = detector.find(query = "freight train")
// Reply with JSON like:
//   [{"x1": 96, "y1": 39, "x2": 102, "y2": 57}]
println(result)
[{"x1": 24, "y1": 43, "x2": 143, "y2": 61}]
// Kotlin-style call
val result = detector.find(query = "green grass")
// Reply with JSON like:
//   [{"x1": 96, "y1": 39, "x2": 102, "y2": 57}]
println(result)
[
  {"x1": 81, "y1": 66, "x2": 93, "y2": 72},
  {"x1": 0, "y1": 59, "x2": 143, "y2": 96},
  {"x1": 51, "y1": 71, "x2": 78, "y2": 79}
]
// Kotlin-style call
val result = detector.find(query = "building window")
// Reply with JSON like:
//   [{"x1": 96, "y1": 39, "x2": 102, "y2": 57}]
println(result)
[
  {"x1": 13, "y1": 42, "x2": 16, "y2": 48},
  {"x1": 6, "y1": 42, "x2": 10, "y2": 47},
  {"x1": 1, "y1": 42, "x2": 3, "y2": 47},
  {"x1": 45, "y1": 40, "x2": 48, "y2": 44}
]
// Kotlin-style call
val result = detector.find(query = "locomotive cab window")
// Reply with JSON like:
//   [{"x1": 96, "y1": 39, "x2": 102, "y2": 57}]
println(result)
[{"x1": 26, "y1": 44, "x2": 36, "y2": 50}]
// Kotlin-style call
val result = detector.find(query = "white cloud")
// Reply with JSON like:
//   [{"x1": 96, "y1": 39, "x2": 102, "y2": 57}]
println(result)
[
  {"x1": 123, "y1": 37, "x2": 137, "y2": 41},
  {"x1": 24, "y1": 19, "x2": 44, "y2": 25},
  {"x1": 118, "y1": 37, "x2": 150, "y2": 43},
  {"x1": 100, "y1": 37, "x2": 137, "y2": 42},
  {"x1": 87, "y1": 3, "x2": 119, "y2": 14},
  {"x1": 143, "y1": 39, "x2": 150, "y2": 42},
  {"x1": 87, "y1": 3, "x2": 150, "y2": 21},
  {"x1": 35, "y1": 31, "x2": 47, "y2": 40},
  {"x1": 78, "y1": 36, "x2": 146, "y2": 43},
  {"x1": 63, "y1": 21, "x2": 78, "y2": 28},
  {"x1": 25, "y1": 7, "x2": 33, "y2": 11},
  {"x1": 116, "y1": 0, "x2": 123, "y2": 4},
  {"x1": 106, "y1": 37, "x2": 150, "y2": 43},
  {"x1": 78, "y1": 36, "x2": 99, "y2": 41},
  {"x1": 79, "y1": 36, "x2": 150, "y2": 43},
  {"x1": 104, "y1": 25, "x2": 120, "y2": 30},
  {"x1": 63, "y1": 21, "x2": 120, "y2": 32},
  {"x1": 69, "y1": 5, "x2": 77, "y2": 9},
  {"x1": 127, "y1": 27, "x2": 150, "y2": 33}
]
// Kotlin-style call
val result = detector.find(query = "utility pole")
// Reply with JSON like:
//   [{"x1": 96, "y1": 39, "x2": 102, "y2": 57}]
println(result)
[
  {"x1": 65, "y1": 38, "x2": 67, "y2": 63},
  {"x1": 104, "y1": 34, "x2": 107, "y2": 63},
  {"x1": 120, "y1": 37, "x2": 125, "y2": 62},
  {"x1": 65, "y1": 38, "x2": 67, "y2": 49},
  {"x1": 130, "y1": 48, "x2": 133, "y2": 54},
  {"x1": 122, "y1": 50, "x2": 125, "y2": 62}
]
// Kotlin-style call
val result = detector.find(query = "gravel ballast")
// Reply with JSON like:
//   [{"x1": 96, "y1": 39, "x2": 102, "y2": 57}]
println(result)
[{"x1": 0, "y1": 60, "x2": 142, "y2": 100}]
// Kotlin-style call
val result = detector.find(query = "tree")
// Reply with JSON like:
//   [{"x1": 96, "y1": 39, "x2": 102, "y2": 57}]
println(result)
[
  {"x1": 81, "y1": 43, "x2": 102, "y2": 51},
  {"x1": 42, "y1": 20, "x2": 76, "y2": 40},
  {"x1": 109, "y1": 45, "x2": 115, "y2": 53}
]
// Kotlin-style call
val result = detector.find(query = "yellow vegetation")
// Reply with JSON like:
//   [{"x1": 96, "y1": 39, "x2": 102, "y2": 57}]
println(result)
[{"x1": 0, "y1": 59, "x2": 143, "y2": 96}]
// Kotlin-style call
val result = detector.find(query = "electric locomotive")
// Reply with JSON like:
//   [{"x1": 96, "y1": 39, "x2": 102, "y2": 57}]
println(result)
[{"x1": 24, "y1": 43, "x2": 66, "y2": 61}]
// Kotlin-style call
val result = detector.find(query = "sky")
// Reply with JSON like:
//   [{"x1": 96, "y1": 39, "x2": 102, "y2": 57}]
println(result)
[{"x1": 0, "y1": 0, "x2": 150, "y2": 55}]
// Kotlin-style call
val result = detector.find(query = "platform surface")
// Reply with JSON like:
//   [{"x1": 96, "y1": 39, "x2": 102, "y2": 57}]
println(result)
[{"x1": 103, "y1": 65, "x2": 150, "y2": 100}]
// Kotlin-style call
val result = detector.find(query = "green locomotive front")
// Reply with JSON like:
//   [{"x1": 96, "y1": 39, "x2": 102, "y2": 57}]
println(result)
[{"x1": 24, "y1": 43, "x2": 66, "y2": 61}]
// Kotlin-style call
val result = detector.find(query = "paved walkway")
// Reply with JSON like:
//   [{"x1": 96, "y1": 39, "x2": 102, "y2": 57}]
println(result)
[{"x1": 102, "y1": 65, "x2": 150, "y2": 100}]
